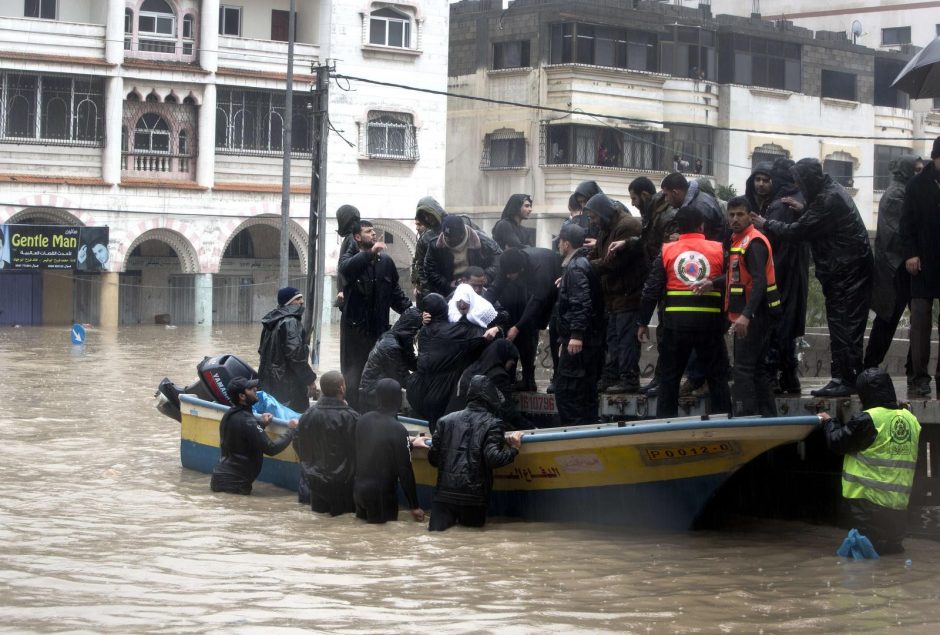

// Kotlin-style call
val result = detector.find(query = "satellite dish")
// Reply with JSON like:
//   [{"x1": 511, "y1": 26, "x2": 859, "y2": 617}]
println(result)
[{"x1": 850, "y1": 20, "x2": 863, "y2": 44}]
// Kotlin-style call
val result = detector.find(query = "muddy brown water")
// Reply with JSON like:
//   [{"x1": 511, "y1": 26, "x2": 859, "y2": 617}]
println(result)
[{"x1": 1, "y1": 325, "x2": 939, "y2": 633}]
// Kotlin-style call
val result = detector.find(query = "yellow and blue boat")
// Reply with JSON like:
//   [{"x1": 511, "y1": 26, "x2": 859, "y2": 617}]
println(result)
[{"x1": 177, "y1": 394, "x2": 819, "y2": 529}]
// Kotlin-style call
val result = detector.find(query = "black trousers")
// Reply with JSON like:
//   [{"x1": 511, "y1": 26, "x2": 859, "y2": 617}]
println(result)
[
  {"x1": 656, "y1": 328, "x2": 731, "y2": 419},
  {"x1": 428, "y1": 500, "x2": 488, "y2": 531},
  {"x1": 555, "y1": 340, "x2": 602, "y2": 425},
  {"x1": 864, "y1": 268, "x2": 911, "y2": 371},
  {"x1": 354, "y1": 479, "x2": 400, "y2": 524},
  {"x1": 340, "y1": 323, "x2": 377, "y2": 411},
  {"x1": 820, "y1": 265, "x2": 872, "y2": 384},
  {"x1": 515, "y1": 327, "x2": 540, "y2": 387},
  {"x1": 845, "y1": 497, "x2": 907, "y2": 555},
  {"x1": 732, "y1": 315, "x2": 777, "y2": 417},
  {"x1": 910, "y1": 297, "x2": 940, "y2": 382}
]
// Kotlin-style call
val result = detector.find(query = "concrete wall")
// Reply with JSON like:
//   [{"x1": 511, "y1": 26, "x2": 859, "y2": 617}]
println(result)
[{"x1": 238, "y1": 0, "x2": 320, "y2": 44}]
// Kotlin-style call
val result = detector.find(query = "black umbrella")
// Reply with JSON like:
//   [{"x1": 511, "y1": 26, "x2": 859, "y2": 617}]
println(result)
[{"x1": 892, "y1": 35, "x2": 940, "y2": 99}]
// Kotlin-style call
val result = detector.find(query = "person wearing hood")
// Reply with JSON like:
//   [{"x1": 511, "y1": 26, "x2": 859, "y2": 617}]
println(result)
[
  {"x1": 493, "y1": 193, "x2": 536, "y2": 250},
  {"x1": 406, "y1": 293, "x2": 497, "y2": 430},
  {"x1": 762, "y1": 158, "x2": 810, "y2": 395},
  {"x1": 257, "y1": 286, "x2": 318, "y2": 412},
  {"x1": 584, "y1": 192, "x2": 645, "y2": 393},
  {"x1": 335, "y1": 204, "x2": 362, "y2": 310},
  {"x1": 485, "y1": 247, "x2": 560, "y2": 392},
  {"x1": 573, "y1": 180, "x2": 602, "y2": 210},
  {"x1": 899, "y1": 137, "x2": 940, "y2": 397},
  {"x1": 210, "y1": 377, "x2": 299, "y2": 495},
  {"x1": 412, "y1": 197, "x2": 446, "y2": 301},
  {"x1": 822, "y1": 368, "x2": 921, "y2": 555},
  {"x1": 661, "y1": 172, "x2": 729, "y2": 246},
  {"x1": 754, "y1": 158, "x2": 873, "y2": 398},
  {"x1": 338, "y1": 219, "x2": 412, "y2": 411},
  {"x1": 446, "y1": 339, "x2": 529, "y2": 430},
  {"x1": 424, "y1": 215, "x2": 502, "y2": 297},
  {"x1": 358, "y1": 307, "x2": 423, "y2": 413},
  {"x1": 865, "y1": 154, "x2": 919, "y2": 374},
  {"x1": 414, "y1": 375, "x2": 524, "y2": 532},
  {"x1": 293, "y1": 371, "x2": 359, "y2": 515},
  {"x1": 744, "y1": 162, "x2": 777, "y2": 216},
  {"x1": 555, "y1": 224, "x2": 605, "y2": 424},
  {"x1": 353, "y1": 379, "x2": 425, "y2": 524}
]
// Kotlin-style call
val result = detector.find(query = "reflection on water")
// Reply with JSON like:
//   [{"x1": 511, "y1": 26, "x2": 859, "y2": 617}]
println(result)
[{"x1": 2, "y1": 325, "x2": 940, "y2": 633}]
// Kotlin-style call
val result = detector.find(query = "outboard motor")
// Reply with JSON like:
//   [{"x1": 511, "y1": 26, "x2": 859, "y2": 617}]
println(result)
[
  {"x1": 155, "y1": 376, "x2": 213, "y2": 422},
  {"x1": 197, "y1": 354, "x2": 258, "y2": 406}
]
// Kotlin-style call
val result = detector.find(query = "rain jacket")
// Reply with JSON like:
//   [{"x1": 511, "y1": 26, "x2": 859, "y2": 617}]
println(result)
[
  {"x1": 293, "y1": 396, "x2": 359, "y2": 515},
  {"x1": 900, "y1": 159, "x2": 940, "y2": 299},
  {"x1": 412, "y1": 197, "x2": 446, "y2": 298},
  {"x1": 446, "y1": 339, "x2": 528, "y2": 430},
  {"x1": 338, "y1": 248, "x2": 412, "y2": 338},
  {"x1": 574, "y1": 180, "x2": 603, "y2": 204},
  {"x1": 358, "y1": 308, "x2": 422, "y2": 413},
  {"x1": 353, "y1": 404, "x2": 420, "y2": 520},
  {"x1": 424, "y1": 226, "x2": 502, "y2": 297},
  {"x1": 493, "y1": 194, "x2": 536, "y2": 250},
  {"x1": 683, "y1": 179, "x2": 729, "y2": 245},
  {"x1": 557, "y1": 246, "x2": 605, "y2": 345},
  {"x1": 258, "y1": 304, "x2": 317, "y2": 412},
  {"x1": 585, "y1": 193, "x2": 645, "y2": 313},
  {"x1": 744, "y1": 162, "x2": 777, "y2": 215},
  {"x1": 336, "y1": 205, "x2": 361, "y2": 291},
  {"x1": 485, "y1": 247, "x2": 560, "y2": 332},
  {"x1": 428, "y1": 376, "x2": 519, "y2": 507},
  {"x1": 639, "y1": 190, "x2": 676, "y2": 266},
  {"x1": 872, "y1": 154, "x2": 918, "y2": 318},
  {"x1": 210, "y1": 404, "x2": 295, "y2": 495}
]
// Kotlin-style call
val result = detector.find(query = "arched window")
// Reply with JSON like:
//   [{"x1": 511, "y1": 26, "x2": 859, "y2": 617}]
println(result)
[
  {"x1": 145, "y1": 92, "x2": 160, "y2": 103},
  {"x1": 215, "y1": 107, "x2": 229, "y2": 147},
  {"x1": 824, "y1": 152, "x2": 855, "y2": 189},
  {"x1": 41, "y1": 96, "x2": 69, "y2": 139},
  {"x1": 6, "y1": 95, "x2": 33, "y2": 137},
  {"x1": 369, "y1": 7, "x2": 411, "y2": 48},
  {"x1": 138, "y1": 0, "x2": 177, "y2": 54},
  {"x1": 263, "y1": 111, "x2": 284, "y2": 151},
  {"x1": 751, "y1": 143, "x2": 789, "y2": 169},
  {"x1": 164, "y1": 93, "x2": 178, "y2": 104},
  {"x1": 134, "y1": 113, "x2": 171, "y2": 152},
  {"x1": 75, "y1": 99, "x2": 100, "y2": 141},
  {"x1": 366, "y1": 111, "x2": 417, "y2": 160}
]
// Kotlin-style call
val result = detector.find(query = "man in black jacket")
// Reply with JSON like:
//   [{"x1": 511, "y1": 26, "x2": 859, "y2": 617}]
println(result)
[
  {"x1": 293, "y1": 371, "x2": 359, "y2": 515},
  {"x1": 754, "y1": 158, "x2": 873, "y2": 397},
  {"x1": 493, "y1": 193, "x2": 536, "y2": 250},
  {"x1": 555, "y1": 224, "x2": 605, "y2": 424},
  {"x1": 353, "y1": 379, "x2": 425, "y2": 524},
  {"x1": 357, "y1": 307, "x2": 422, "y2": 413},
  {"x1": 744, "y1": 162, "x2": 777, "y2": 216},
  {"x1": 424, "y1": 215, "x2": 501, "y2": 297},
  {"x1": 485, "y1": 247, "x2": 560, "y2": 392},
  {"x1": 661, "y1": 172, "x2": 729, "y2": 246},
  {"x1": 416, "y1": 375, "x2": 523, "y2": 531},
  {"x1": 338, "y1": 219, "x2": 412, "y2": 410},
  {"x1": 412, "y1": 196, "x2": 446, "y2": 302},
  {"x1": 258, "y1": 287, "x2": 318, "y2": 412},
  {"x1": 210, "y1": 377, "x2": 298, "y2": 495},
  {"x1": 899, "y1": 137, "x2": 940, "y2": 397}
]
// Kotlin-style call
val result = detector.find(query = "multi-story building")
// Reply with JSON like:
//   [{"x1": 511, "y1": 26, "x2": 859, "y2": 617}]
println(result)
[
  {"x1": 0, "y1": 0, "x2": 448, "y2": 326},
  {"x1": 446, "y1": 0, "x2": 940, "y2": 245}
]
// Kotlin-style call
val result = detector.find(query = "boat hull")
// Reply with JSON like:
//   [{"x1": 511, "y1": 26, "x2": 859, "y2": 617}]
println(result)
[{"x1": 179, "y1": 395, "x2": 818, "y2": 529}]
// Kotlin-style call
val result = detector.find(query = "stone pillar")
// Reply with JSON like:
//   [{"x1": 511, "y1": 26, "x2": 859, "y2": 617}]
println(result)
[
  {"x1": 200, "y1": 0, "x2": 220, "y2": 73},
  {"x1": 105, "y1": 0, "x2": 125, "y2": 65},
  {"x1": 197, "y1": 83, "x2": 216, "y2": 188},
  {"x1": 102, "y1": 75, "x2": 124, "y2": 185},
  {"x1": 194, "y1": 273, "x2": 213, "y2": 326},
  {"x1": 99, "y1": 272, "x2": 120, "y2": 328}
]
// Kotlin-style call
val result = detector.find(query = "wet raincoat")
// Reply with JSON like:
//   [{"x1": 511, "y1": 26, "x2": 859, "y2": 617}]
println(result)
[
  {"x1": 872, "y1": 155, "x2": 918, "y2": 318},
  {"x1": 412, "y1": 196, "x2": 446, "y2": 299},
  {"x1": 210, "y1": 404, "x2": 295, "y2": 495},
  {"x1": 257, "y1": 304, "x2": 317, "y2": 412},
  {"x1": 493, "y1": 193, "x2": 536, "y2": 250},
  {"x1": 683, "y1": 179, "x2": 729, "y2": 245},
  {"x1": 900, "y1": 159, "x2": 940, "y2": 299},
  {"x1": 446, "y1": 339, "x2": 528, "y2": 430},
  {"x1": 358, "y1": 307, "x2": 422, "y2": 413},
  {"x1": 293, "y1": 396, "x2": 359, "y2": 515}
]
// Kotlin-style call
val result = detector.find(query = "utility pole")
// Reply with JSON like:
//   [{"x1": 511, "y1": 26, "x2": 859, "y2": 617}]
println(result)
[
  {"x1": 278, "y1": 0, "x2": 297, "y2": 289},
  {"x1": 303, "y1": 61, "x2": 331, "y2": 364}
]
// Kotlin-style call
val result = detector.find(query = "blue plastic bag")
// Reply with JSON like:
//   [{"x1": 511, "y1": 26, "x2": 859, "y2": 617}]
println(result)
[
  {"x1": 253, "y1": 390, "x2": 302, "y2": 422},
  {"x1": 836, "y1": 528, "x2": 880, "y2": 560}
]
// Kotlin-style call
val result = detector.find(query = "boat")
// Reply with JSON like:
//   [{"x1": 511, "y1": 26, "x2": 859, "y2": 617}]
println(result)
[{"x1": 176, "y1": 393, "x2": 820, "y2": 529}]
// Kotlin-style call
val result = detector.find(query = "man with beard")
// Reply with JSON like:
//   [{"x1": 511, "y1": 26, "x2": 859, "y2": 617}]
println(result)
[
  {"x1": 210, "y1": 377, "x2": 298, "y2": 495},
  {"x1": 424, "y1": 215, "x2": 501, "y2": 297},
  {"x1": 661, "y1": 172, "x2": 729, "y2": 246},
  {"x1": 258, "y1": 287, "x2": 318, "y2": 412},
  {"x1": 745, "y1": 162, "x2": 776, "y2": 216},
  {"x1": 493, "y1": 193, "x2": 536, "y2": 250},
  {"x1": 338, "y1": 219, "x2": 412, "y2": 410},
  {"x1": 412, "y1": 197, "x2": 446, "y2": 302},
  {"x1": 754, "y1": 158, "x2": 873, "y2": 397}
]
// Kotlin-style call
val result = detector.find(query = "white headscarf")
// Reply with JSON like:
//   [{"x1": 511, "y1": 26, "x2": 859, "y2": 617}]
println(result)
[{"x1": 448, "y1": 283, "x2": 497, "y2": 328}]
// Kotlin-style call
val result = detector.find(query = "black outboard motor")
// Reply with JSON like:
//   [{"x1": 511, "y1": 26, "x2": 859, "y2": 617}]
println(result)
[
  {"x1": 155, "y1": 376, "x2": 213, "y2": 422},
  {"x1": 197, "y1": 354, "x2": 258, "y2": 406}
]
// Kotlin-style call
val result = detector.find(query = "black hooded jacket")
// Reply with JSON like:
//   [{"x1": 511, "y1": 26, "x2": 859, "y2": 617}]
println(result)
[
  {"x1": 585, "y1": 193, "x2": 645, "y2": 312},
  {"x1": 293, "y1": 396, "x2": 359, "y2": 514},
  {"x1": 211, "y1": 404, "x2": 295, "y2": 495},
  {"x1": 336, "y1": 205, "x2": 361, "y2": 290},
  {"x1": 413, "y1": 196, "x2": 446, "y2": 296},
  {"x1": 557, "y1": 246, "x2": 604, "y2": 344},
  {"x1": 684, "y1": 182, "x2": 729, "y2": 245},
  {"x1": 574, "y1": 180, "x2": 602, "y2": 204},
  {"x1": 486, "y1": 247, "x2": 560, "y2": 332},
  {"x1": 899, "y1": 160, "x2": 940, "y2": 299},
  {"x1": 358, "y1": 308, "x2": 422, "y2": 412},
  {"x1": 258, "y1": 304, "x2": 317, "y2": 409},
  {"x1": 428, "y1": 376, "x2": 519, "y2": 506},
  {"x1": 424, "y1": 227, "x2": 502, "y2": 297},
  {"x1": 446, "y1": 339, "x2": 529, "y2": 430},
  {"x1": 639, "y1": 190, "x2": 676, "y2": 266},
  {"x1": 745, "y1": 162, "x2": 777, "y2": 215},
  {"x1": 872, "y1": 155, "x2": 918, "y2": 318},
  {"x1": 763, "y1": 158, "x2": 873, "y2": 279},
  {"x1": 823, "y1": 368, "x2": 898, "y2": 456},
  {"x1": 493, "y1": 194, "x2": 536, "y2": 250},
  {"x1": 338, "y1": 247, "x2": 412, "y2": 338}
]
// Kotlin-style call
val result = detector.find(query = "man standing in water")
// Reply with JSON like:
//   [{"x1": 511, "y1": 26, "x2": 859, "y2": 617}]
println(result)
[
  {"x1": 258, "y1": 287, "x2": 318, "y2": 412},
  {"x1": 210, "y1": 377, "x2": 298, "y2": 495}
]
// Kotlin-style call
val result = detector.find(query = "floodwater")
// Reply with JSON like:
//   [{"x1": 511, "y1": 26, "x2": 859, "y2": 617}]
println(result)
[{"x1": 2, "y1": 325, "x2": 940, "y2": 634}]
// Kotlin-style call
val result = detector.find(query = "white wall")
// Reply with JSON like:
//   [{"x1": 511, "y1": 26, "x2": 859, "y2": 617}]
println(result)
[{"x1": 236, "y1": 0, "x2": 319, "y2": 44}]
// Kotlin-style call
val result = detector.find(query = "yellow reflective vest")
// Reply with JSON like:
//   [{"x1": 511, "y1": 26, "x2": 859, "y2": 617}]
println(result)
[{"x1": 842, "y1": 407, "x2": 921, "y2": 510}]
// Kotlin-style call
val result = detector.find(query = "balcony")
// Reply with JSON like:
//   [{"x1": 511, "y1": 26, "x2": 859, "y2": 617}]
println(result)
[
  {"x1": 872, "y1": 105, "x2": 914, "y2": 140},
  {"x1": 544, "y1": 64, "x2": 670, "y2": 126},
  {"x1": 0, "y1": 16, "x2": 106, "y2": 64},
  {"x1": 217, "y1": 36, "x2": 319, "y2": 78}
]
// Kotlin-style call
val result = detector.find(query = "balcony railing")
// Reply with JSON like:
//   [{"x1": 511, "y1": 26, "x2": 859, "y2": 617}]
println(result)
[
  {"x1": 0, "y1": 16, "x2": 106, "y2": 61},
  {"x1": 122, "y1": 152, "x2": 194, "y2": 179}
]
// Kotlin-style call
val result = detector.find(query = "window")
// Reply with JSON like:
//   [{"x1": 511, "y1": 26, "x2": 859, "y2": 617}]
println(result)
[
  {"x1": 365, "y1": 111, "x2": 418, "y2": 160},
  {"x1": 660, "y1": 26, "x2": 717, "y2": 80},
  {"x1": 667, "y1": 124, "x2": 715, "y2": 174},
  {"x1": 874, "y1": 58, "x2": 910, "y2": 109},
  {"x1": 216, "y1": 88, "x2": 314, "y2": 156},
  {"x1": 182, "y1": 14, "x2": 195, "y2": 55},
  {"x1": 544, "y1": 123, "x2": 661, "y2": 170},
  {"x1": 881, "y1": 27, "x2": 911, "y2": 46},
  {"x1": 821, "y1": 69, "x2": 857, "y2": 101},
  {"x1": 481, "y1": 130, "x2": 526, "y2": 169},
  {"x1": 24, "y1": 0, "x2": 55, "y2": 20},
  {"x1": 874, "y1": 145, "x2": 912, "y2": 190},
  {"x1": 138, "y1": 0, "x2": 176, "y2": 53},
  {"x1": 719, "y1": 33, "x2": 801, "y2": 92},
  {"x1": 369, "y1": 7, "x2": 411, "y2": 48},
  {"x1": 123, "y1": 99, "x2": 197, "y2": 175},
  {"x1": 751, "y1": 143, "x2": 789, "y2": 168},
  {"x1": 550, "y1": 23, "x2": 657, "y2": 72},
  {"x1": 493, "y1": 41, "x2": 530, "y2": 70},
  {"x1": 271, "y1": 9, "x2": 297, "y2": 42},
  {"x1": 824, "y1": 154, "x2": 854, "y2": 188},
  {"x1": 0, "y1": 72, "x2": 104, "y2": 146},
  {"x1": 124, "y1": 8, "x2": 133, "y2": 50},
  {"x1": 134, "y1": 113, "x2": 170, "y2": 153},
  {"x1": 219, "y1": 5, "x2": 241, "y2": 36}
]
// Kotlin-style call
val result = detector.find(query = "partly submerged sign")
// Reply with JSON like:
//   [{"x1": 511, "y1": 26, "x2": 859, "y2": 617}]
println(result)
[{"x1": 0, "y1": 224, "x2": 110, "y2": 271}]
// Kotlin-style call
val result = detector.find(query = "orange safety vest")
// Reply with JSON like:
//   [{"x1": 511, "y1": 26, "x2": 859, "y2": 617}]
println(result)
[
  {"x1": 661, "y1": 233, "x2": 725, "y2": 319},
  {"x1": 725, "y1": 224, "x2": 781, "y2": 321}
]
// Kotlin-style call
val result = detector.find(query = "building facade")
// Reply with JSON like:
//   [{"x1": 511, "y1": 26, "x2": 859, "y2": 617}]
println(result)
[
  {"x1": 445, "y1": 0, "x2": 940, "y2": 245},
  {"x1": 0, "y1": 0, "x2": 447, "y2": 326}
]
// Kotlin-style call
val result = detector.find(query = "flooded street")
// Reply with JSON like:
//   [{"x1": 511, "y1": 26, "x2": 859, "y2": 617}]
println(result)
[{"x1": 2, "y1": 325, "x2": 940, "y2": 633}]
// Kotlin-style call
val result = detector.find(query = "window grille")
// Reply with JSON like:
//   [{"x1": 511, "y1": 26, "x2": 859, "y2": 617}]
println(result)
[
  {"x1": 0, "y1": 72, "x2": 104, "y2": 146},
  {"x1": 824, "y1": 152, "x2": 855, "y2": 188},
  {"x1": 364, "y1": 111, "x2": 418, "y2": 161},
  {"x1": 751, "y1": 143, "x2": 789, "y2": 169},
  {"x1": 122, "y1": 100, "x2": 197, "y2": 177},
  {"x1": 481, "y1": 130, "x2": 526, "y2": 169},
  {"x1": 542, "y1": 123, "x2": 661, "y2": 171},
  {"x1": 216, "y1": 88, "x2": 314, "y2": 157}
]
